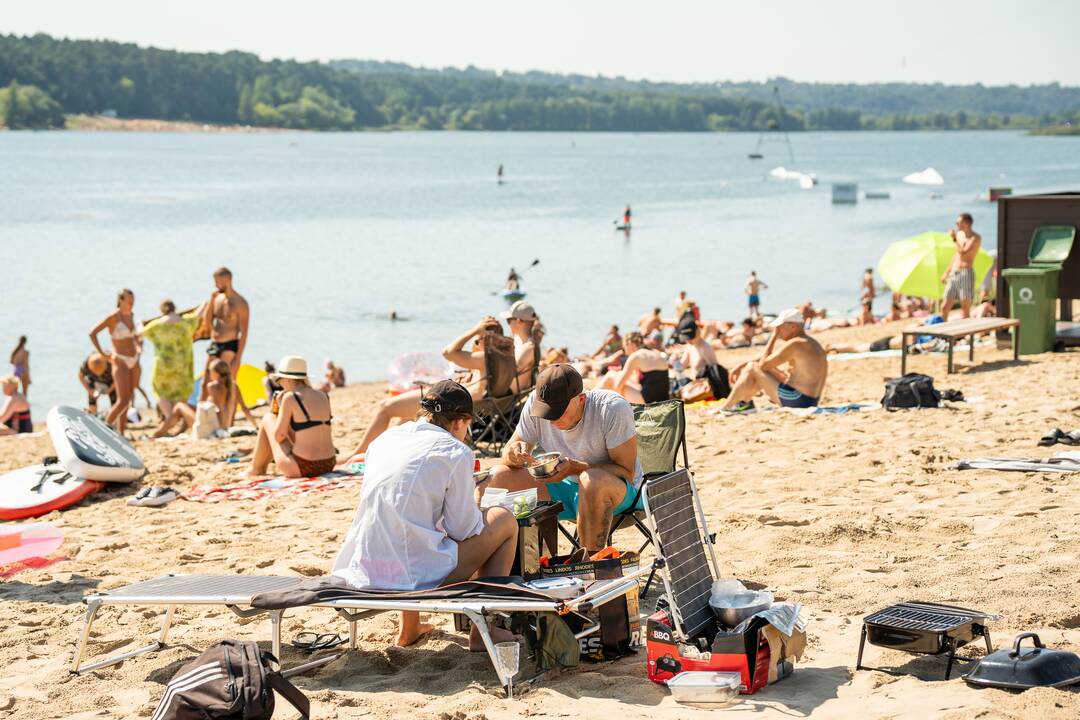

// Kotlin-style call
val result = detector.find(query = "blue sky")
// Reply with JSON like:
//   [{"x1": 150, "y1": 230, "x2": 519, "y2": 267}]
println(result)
[{"x1": 6, "y1": 0, "x2": 1078, "y2": 85}]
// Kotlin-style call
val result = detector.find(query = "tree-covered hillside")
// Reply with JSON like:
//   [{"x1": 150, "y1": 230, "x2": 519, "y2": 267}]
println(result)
[{"x1": 2, "y1": 34, "x2": 1078, "y2": 131}]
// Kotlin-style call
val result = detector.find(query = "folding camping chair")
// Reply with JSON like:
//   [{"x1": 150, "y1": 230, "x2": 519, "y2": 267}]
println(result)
[
  {"x1": 555, "y1": 399, "x2": 689, "y2": 596},
  {"x1": 67, "y1": 568, "x2": 652, "y2": 697},
  {"x1": 640, "y1": 468, "x2": 721, "y2": 641}
]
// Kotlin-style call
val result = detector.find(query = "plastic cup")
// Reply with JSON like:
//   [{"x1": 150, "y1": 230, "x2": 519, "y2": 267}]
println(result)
[{"x1": 495, "y1": 641, "x2": 519, "y2": 699}]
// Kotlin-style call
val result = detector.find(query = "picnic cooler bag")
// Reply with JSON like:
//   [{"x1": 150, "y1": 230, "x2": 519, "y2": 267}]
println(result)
[
  {"x1": 539, "y1": 549, "x2": 640, "y2": 658},
  {"x1": 882, "y1": 373, "x2": 941, "y2": 410},
  {"x1": 152, "y1": 639, "x2": 309, "y2": 720}
]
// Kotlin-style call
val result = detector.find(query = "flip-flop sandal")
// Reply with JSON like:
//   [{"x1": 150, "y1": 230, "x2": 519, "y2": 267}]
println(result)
[
  {"x1": 1062, "y1": 431, "x2": 1080, "y2": 446},
  {"x1": 292, "y1": 632, "x2": 347, "y2": 652},
  {"x1": 1039, "y1": 428, "x2": 1066, "y2": 446}
]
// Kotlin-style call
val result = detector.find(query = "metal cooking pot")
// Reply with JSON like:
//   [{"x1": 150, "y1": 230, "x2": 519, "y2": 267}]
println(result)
[{"x1": 964, "y1": 633, "x2": 1080, "y2": 690}]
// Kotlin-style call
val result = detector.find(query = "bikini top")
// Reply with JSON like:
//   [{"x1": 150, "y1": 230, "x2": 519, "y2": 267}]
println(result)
[
  {"x1": 289, "y1": 392, "x2": 332, "y2": 432},
  {"x1": 110, "y1": 317, "x2": 135, "y2": 341}
]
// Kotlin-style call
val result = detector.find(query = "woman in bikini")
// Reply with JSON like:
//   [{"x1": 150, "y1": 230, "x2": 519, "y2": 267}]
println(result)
[
  {"x1": 250, "y1": 356, "x2": 336, "y2": 478},
  {"x1": 0, "y1": 374, "x2": 32, "y2": 435},
  {"x1": 344, "y1": 316, "x2": 513, "y2": 460},
  {"x1": 89, "y1": 289, "x2": 142, "y2": 434},
  {"x1": 152, "y1": 358, "x2": 254, "y2": 437},
  {"x1": 9, "y1": 336, "x2": 29, "y2": 396}
]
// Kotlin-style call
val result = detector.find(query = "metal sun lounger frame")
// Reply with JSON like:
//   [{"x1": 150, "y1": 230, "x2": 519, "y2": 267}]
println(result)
[{"x1": 70, "y1": 567, "x2": 653, "y2": 696}]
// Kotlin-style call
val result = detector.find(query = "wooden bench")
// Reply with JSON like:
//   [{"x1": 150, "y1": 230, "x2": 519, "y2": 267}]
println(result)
[{"x1": 901, "y1": 317, "x2": 1020, "y2": 374}]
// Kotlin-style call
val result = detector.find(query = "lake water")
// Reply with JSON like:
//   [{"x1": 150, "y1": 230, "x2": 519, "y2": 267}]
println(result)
[{"x1": 3, "y1": 130, "x2": 1079, "y2": 417}]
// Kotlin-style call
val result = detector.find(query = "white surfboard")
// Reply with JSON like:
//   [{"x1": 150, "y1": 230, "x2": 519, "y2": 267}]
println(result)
[
  {"x1": 47, "y1": 405, "x2": 145, "y2": 483},
  {"x1": 0, "y1": 465, "x2": 102, "y2": 521}
]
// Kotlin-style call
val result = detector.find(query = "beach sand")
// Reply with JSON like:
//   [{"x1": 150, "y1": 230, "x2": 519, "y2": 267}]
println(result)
[{"x1": 1, "y1": 320, "x2": 1078, "y2": 719}]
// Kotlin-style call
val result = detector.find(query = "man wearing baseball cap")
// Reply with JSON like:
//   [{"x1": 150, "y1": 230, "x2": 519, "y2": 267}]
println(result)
[
  {"x1": 333, "y1": 380, "x2": 518, "y2": 649},
  {"x1": 487, "y1": 364, "x2": 642, "y2": 550},
  {"x1": 501, "y1": 300, "x2": 540, "y2": 391},
  {"x1": 721, "y1": 307, "x2": 828, "y2": 410}
]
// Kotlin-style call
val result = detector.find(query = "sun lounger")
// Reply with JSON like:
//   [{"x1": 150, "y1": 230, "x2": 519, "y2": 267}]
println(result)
[
  {"x1": 900, "y1": 317, "x2": 1019, "y2": 374},
  {"x1": 69, "y1": 567, "x2": 652, "y2": 695}
]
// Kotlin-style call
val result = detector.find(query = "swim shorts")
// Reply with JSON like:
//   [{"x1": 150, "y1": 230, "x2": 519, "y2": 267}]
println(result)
[
  {"x1": 778, "y1": 383, "x2": 819, "y2": 409},
  {"x1": 869, "y1": 336, "x2": 894, "y2": 353},
  {"x1": 943, "y1": 268, "x2": 975, "y2": 303},
  {"x1": 546, "y1": 476, "x2": 640, "y2": 522},
  {"x1": 207, "y1": 339, "x2": 240, "y2": 357},
  {"x1": 748, "y1": 294, "x2": 760, "y2": 307}
]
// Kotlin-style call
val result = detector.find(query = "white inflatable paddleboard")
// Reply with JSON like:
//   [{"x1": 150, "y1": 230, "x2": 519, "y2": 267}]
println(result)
[
  {"x1": 47, "y1": 405, "x2": 145, "y2": 482},
  {"x1": 0, "y1": 465, "x2": 102, "y2": 521},
  {"x1": 0, "y1": 522, "x2": 64, "y2": 563}
]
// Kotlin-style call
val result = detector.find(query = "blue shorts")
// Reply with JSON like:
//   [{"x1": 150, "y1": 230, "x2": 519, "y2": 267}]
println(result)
[
  {"x1": 778, "y1": 383, "x2": 819, "y2": 409},
  {"x1": 748, "y1": 294, "x2": 760, "y2": 306},
  {"x1": 546, "y1": 476, "x2": 641, "y2": 521}
]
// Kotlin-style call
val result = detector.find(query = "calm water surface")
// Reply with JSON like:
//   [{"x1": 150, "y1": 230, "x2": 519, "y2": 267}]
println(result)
[{"x1": 3, "y1": 130, "x2": 1079, "y2": 416}]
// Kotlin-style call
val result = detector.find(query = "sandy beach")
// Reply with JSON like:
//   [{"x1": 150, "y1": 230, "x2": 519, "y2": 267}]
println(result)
[{"x1": 1, "y1": 320, "x2": 1078, "y2": 719}]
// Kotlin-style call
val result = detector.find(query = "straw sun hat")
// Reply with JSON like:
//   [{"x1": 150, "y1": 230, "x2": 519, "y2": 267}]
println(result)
[{"x1": 270, "y1": 355, "x2": 309, "y2": 381}]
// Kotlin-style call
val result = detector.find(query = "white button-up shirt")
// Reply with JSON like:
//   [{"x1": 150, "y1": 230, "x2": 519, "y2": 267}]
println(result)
[{"x1": 331, "y1": 420, "x2": 484, "y2": 591}]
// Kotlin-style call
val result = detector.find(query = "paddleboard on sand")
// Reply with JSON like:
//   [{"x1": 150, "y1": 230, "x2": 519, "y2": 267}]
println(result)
[
  {"x1": 47, "y1": 405, "x2": 145, "y2": 482},
  {"x1": 188, "y1": 363, "x2": 268, "y2": 408},
  {"x1": 0, "y1": 522, "x2": 63, "y2": 563},
  {"x1": 0, "y1": 465, "x2": 103, "y2": 521}
]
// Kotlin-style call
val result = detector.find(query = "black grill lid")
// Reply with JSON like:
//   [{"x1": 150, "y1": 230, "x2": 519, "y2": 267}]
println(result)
[
  {"x1": 964, "y1": 633, "x2": 1080, "y2": 690},
  {"x1": 864, "y1": 602, "x2": 993, "y2": 632}
]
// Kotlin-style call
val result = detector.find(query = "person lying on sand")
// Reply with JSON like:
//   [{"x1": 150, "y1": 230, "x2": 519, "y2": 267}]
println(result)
[
  {"x1": 249, "y1": 356, "x2": 335, "y2": 478},
  {"x1": 486, "y1": 364, "x2": 642, "y2": 550},
  {"x1": 332, "y1": 381, "x2": 518, "y2": 648},
  {"x1": 722, "y1": 308, "x2": 828, "y2": 410},
  {"x1": 344, "y1": 317, "x2": 515, "y2": 460},
  {"x1": 599, "y1": 332, "x2": 670, "y2": 404}
]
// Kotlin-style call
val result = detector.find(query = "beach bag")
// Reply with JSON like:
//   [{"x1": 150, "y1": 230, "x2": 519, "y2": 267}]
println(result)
[
  {"x1": 679, "y1": 378, "x2": 712, "y2": 403},
  {"x1": 152, "y1": 639, "x2": 309, "y2": 720},
  {"x1": 882, "y1": 373, "x2": 941, "y2": 411},
  {"x1": 193, "y1": 401, "x2": 220, "y2": 439},
  {"x1": 700, "y1": 364, "x2": 731, "y2": 401}
]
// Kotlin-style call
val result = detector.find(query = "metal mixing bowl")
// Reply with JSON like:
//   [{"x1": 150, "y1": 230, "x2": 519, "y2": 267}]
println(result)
[
  {"x1": 710, "y1": 590, "x2": 774, "y2": 627},
  {"x1": 527, "y1": 452, "x2": 563, "y2": 478}
]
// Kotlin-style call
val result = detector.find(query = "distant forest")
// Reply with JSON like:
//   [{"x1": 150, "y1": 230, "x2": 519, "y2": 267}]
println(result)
[{"x1": 2, "y1": 33, "x2": 1079, "y2": 132}]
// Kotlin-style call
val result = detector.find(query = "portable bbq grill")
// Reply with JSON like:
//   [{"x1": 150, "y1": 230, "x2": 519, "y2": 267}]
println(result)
[{"x1": 856, "y1": 601, "x2": 996, "y2": 680}]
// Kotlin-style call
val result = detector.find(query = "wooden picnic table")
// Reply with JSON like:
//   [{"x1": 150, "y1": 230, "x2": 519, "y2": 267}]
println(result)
[{"x1": 901, "y1": 317, "x2": 1020, "y2": 374}]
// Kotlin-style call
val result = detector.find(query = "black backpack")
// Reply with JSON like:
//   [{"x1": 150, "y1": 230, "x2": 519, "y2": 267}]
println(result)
[
  {"x1": 882, "y1": 373, "x2": 941, "y2": 411},
  {"x1": 152, "y1": 640, "x2": 309, "y2": 720}
]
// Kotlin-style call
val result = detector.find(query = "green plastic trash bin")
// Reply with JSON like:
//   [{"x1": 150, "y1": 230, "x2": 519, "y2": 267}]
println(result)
[{"x1": 1002, "y1": 224, "x2": 1076, "y2": 354}]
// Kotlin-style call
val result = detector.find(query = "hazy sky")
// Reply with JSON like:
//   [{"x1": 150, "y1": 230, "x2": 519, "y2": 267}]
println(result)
[{"x1": 6, "y1": 0, "x2": 1078, "y2": 85}]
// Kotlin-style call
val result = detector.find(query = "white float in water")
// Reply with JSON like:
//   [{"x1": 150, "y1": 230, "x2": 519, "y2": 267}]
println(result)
[{"x1": 903, "y1": 167, "x2": 945, "y2": 186}]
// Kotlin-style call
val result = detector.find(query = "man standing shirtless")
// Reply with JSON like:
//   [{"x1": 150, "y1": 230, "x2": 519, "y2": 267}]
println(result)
[
  {"x1": 746, "y1": 271, "x2": 768, "y2": 318},
  {"x1": 196, "y1": 267, "x2": 249, "y2": 398},
  {"x1": 941, "y1": 213, "x2": 982, "y2": 320},
  {"x1": 722, "y1": 307, "x2": 828, "y2": 410}
]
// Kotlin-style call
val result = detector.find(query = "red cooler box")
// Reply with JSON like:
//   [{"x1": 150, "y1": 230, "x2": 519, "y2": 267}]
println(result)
[{"x1": 646, "y1": 609, "x2": 772, "y2": 694}]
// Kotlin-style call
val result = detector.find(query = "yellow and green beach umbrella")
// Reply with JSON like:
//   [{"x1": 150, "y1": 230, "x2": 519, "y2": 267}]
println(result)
[{"x1": 877, "y1": 231, "x2": 994, "y2": 300}]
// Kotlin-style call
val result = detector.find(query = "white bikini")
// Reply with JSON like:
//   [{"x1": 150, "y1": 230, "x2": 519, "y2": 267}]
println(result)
[{"x1": 110, "y1": 318, "x2": 140, "y2": 369}]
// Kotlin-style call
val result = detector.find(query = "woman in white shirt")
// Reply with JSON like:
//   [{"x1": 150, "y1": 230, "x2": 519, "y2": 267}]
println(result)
[{"x1": 332, "y1": 380, "x2": 518, "y2": 648}]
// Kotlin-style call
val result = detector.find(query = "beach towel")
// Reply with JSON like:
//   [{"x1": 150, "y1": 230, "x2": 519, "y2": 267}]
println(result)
[
  {"x1": 183, "y1": 465, "x2": 363, "y2": 503},
  {"x1": 956, "y1": 451, "x2": 1080, "y2": 473}
]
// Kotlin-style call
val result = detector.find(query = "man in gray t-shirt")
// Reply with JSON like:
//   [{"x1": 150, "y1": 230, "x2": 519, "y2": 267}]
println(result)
[{"x1": 488, "y1": 364, "x2": 641, "y2": 550}]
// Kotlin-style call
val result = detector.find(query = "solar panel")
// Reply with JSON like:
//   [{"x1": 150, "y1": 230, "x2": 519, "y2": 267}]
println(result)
[{"x1": 643, "y1": 469, "x2": 715, "y2": 638}]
